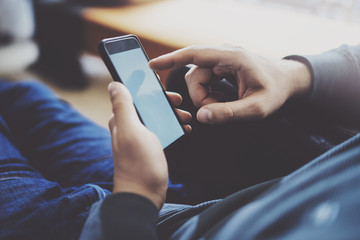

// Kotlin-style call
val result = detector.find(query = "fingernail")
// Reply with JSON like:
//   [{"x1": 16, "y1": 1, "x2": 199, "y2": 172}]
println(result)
[
  {"x1": 197, "y1": 108, "x2": 212, "y2": 123},
  {"x1": 108, "y1": 82, "x2": 120, "y2": 98}
]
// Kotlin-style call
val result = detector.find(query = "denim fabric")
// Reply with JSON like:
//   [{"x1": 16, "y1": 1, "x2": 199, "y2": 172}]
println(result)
[
  {"x1": 0, "y1": 80, "x2": 194, "y2": 239},
  {"x1": 0, "y1": 80, "x2": 113, "y2": 240},
  {"x1": 168, "y1": 134, "x2": 360, "y2": 239}
]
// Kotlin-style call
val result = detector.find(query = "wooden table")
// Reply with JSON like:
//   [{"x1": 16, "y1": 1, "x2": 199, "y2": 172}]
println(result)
[{"x1": 82, "y1": 0, "x2": 360, "y2": 81}]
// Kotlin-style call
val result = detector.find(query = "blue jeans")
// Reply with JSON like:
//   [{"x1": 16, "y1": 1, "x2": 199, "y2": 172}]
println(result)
[
  {"x1": 0, "y1": 80, "x2": 113, "y2": 240},
  {"x1": 0, "y1": 80, "x2": 195, "y2": 239}
]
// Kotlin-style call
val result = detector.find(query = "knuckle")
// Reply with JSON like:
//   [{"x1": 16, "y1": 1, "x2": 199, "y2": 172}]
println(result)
[
  {"x1": 184, "y1": 71, "x2": 192, "y2": 83},
  {"x1": 193, "y1": 100, "x2": 203, "y2": 108},
  {"x1": 183, "y1": 45, "x2": 196, "y2": 55},
  {"x1": 186, "y1": 45, "x2": 198, "y2": 51},
  {"x1": 219, "y1": 104, "x2": 235, "y2": 122},
  {"x1": 251, "y1": 101, "x2": 268, "y2": 119},
  {"x1": 111, "y1": 101, "x2": 123, "y2": 114},
  {"x1": 108, "y1": 117, "x2": 114, "y2": 129}
]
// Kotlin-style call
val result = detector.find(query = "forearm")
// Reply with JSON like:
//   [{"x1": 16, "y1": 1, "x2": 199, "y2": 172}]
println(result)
[{"x1": 286, "y1": 44, "x2": 360, "y2": 123}]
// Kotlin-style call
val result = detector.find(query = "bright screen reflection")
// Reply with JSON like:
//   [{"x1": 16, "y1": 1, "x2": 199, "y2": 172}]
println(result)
[{"x1": 109, "y1": 47, "x2": 184, "y2": 149}]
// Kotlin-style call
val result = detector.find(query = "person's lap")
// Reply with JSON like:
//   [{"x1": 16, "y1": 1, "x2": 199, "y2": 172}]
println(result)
[
  {"x1": 0, "y1": 80, "x2": 207, "y2": 239},
  {"x1": 159, "y1": 133, "x2": 360, "y2": 239},
  {"x1": 0, "y1": 78, "x2": 353, "y2": 239},
  {"x1": 0, "y1": 80, "x2": 113, "y2": 239}
]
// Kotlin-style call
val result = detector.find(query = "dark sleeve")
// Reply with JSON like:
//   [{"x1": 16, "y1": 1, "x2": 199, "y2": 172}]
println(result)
[
  {"x1": 285, "y1": 45, "x2": 360, "y2": 124},
  {"x1": 79, "y1": 193, "x2": 159, "y2": 240}
]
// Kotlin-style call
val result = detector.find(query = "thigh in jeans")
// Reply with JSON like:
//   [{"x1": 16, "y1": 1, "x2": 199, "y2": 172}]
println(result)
[
  {"x1": 0, "y1": 80, "x2": 114, "y2": 188},
  {"x1": 0, "y1": 81, "x2": 115, "y2": 239},
  {"x1": 0, "y1": 115, "x2": 110, "y2": 240}
]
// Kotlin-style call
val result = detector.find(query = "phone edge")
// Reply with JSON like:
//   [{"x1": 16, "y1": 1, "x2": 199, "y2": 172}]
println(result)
[{"x1": 98, "y1": 34, "x2": 187, "y2": 150}]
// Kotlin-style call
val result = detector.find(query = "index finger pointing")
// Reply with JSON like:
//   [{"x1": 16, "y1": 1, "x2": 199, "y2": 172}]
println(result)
[{"x1": 149, "y1": 46, "x2": 225, "y2": 71}]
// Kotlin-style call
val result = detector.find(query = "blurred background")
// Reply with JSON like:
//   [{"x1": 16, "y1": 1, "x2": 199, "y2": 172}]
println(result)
[
  {"x1": 0, "y1": 0, "x2": 359, "y2": 128},
  {"x1": 240, "y1": 0, "x2": 360, "y2": 22}
]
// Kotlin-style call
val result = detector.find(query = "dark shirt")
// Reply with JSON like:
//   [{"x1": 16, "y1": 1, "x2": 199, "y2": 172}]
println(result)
[{"x1": 80, "y1": 45, "x2": 360, "y2": 240}]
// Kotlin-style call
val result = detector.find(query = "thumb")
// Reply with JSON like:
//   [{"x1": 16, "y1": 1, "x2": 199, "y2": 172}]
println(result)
[
  {"x1": 196, "y1": 94, "x2": 270, "y2": 124},
  {"x1": 108, "y1": 82, "x2": 141, "y2": 126}
]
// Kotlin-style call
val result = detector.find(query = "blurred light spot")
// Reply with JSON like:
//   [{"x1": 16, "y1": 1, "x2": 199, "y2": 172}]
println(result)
[{"x1": 310, "y1": 201, "x2": 340, "y2": 227}]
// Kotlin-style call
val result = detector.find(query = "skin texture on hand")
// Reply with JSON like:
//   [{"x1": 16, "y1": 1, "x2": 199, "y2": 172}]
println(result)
[
  {"x1": 108, "y1": 82, "x2": 167, "y2": 209},
  {"x1": 107, "y1": 82, "x2": 192, "y2": 209},
  {"x1": 149, "y1": 45, "x2": 312, "y2": 124}
]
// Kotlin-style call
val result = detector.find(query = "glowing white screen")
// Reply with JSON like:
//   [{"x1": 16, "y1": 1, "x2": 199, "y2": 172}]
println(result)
[{"x1": 109, "y1": 47, "x2": 184, "y2": 149}]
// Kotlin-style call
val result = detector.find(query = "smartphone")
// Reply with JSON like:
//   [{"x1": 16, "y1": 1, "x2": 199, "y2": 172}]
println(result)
[{"x1": 98, "y1": 35, "x2": 186, "y2": 149}]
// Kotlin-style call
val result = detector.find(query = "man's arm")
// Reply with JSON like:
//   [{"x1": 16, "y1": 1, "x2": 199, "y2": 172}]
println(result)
[
  {"x1": 286, "y1": 45, "x2": 360, "y2": 123},
  {"x1": 79, "y1": 82, "x2": 167, "y2": 240},
  {"x1": 79, "y1": 82, "x2": 191, "y2": 239},
  {"x1": 150, "y1": 44, "x2": 360, "y2": 124},
  {"x1": 149, "y1": 45, "x2": 312, "y2": 124}
]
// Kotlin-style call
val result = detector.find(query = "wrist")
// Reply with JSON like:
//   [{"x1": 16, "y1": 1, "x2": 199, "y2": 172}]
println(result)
[{"x1": 282, "y1": 59, "x2": 312, "y2": 99}]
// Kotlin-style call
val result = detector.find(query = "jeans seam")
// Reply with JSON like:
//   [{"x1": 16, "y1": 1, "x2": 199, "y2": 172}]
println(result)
[
  {"x1": 0, "y1": 176, "x2": 39, "y2": 181},
  {"x1": 85, "y1": 183, "x2": 108, "y2": 200},
  {"x1": 0, "y1": 173, "x2": 43, "y2": 181}
]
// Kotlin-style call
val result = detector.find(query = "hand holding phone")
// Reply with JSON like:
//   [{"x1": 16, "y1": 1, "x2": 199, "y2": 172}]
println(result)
[
  {"x1": 99, "y1": 35, "x2": 186, "y2": 149},
  {"x1": 108, "y1": 81, "x2": 168, "y2": 209}
]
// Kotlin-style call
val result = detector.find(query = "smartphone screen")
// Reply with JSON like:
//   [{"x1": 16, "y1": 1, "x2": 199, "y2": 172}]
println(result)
[{"x1": 100, "y1": 36, "x2": 185, "y2": 149}]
